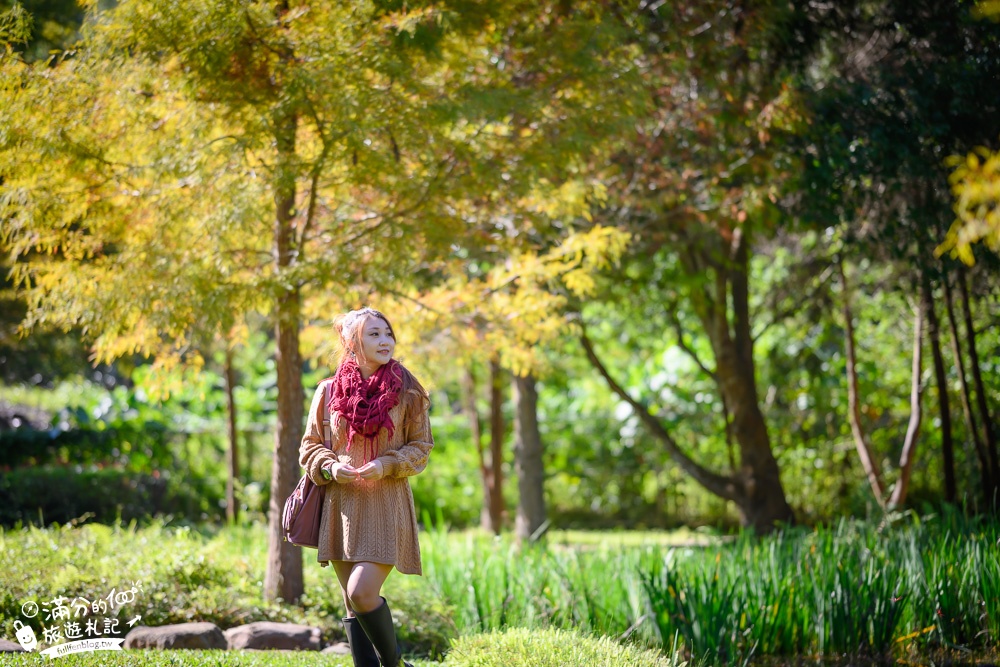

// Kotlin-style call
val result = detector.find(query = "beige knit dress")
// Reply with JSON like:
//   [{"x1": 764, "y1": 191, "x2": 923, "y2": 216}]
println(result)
[{"x1": 298, "y1": 379, "x2": 433, "y2": 575}]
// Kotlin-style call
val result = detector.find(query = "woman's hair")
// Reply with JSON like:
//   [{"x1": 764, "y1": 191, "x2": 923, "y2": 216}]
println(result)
[{"x1": 332, "y1": 307, "x2": 429, "y2": 414}]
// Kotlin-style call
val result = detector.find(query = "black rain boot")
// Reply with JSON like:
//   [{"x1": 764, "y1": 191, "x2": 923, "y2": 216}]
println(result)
[
  {"x1": 354, "y1": 597, "x2": 413, "y2": 667},
  {"x1": 343, "y1": 616, "x2": 380, "y2": 667}
]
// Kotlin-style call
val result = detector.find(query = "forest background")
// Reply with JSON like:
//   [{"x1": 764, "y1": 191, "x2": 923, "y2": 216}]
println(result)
[{"x1": 1, "y1": 0, "x2": 1000, "y2": 611}]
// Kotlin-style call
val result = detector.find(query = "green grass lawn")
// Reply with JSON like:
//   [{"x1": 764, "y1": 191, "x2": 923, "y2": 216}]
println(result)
[
  {"x1": 0, "y1": 628, "x2": 673, "y2": 666},
  {"x1": 0, "y1": 649, "x2": 367, "y2": 666},
  {"x1": 548, "y1": 526, "x2": 723, "y2": 549}
]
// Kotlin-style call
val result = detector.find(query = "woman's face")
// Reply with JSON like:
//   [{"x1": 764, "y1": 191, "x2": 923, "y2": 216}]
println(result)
[{"x1": 357, "y1": 315, "x2": 395, "y2": 369}]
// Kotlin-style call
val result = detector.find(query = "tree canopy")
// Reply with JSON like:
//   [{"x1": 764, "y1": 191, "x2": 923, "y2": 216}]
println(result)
[{"x1": 1, "y1": 0, "x2": 999, "y2": 548}]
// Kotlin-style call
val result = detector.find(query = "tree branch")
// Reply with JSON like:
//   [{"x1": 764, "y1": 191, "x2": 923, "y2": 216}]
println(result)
[
  {"x1": 578, "y1": 321, "x2": 741, "y2": 502},
  {"x1": 667, "y1": 308, "x2": 716, "y2": 380}
]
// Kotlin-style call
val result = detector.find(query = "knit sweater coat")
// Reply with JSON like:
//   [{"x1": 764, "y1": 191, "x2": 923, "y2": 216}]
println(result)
[{"x1": 298, "y1": 378, "x2": 433, "y2": 575}]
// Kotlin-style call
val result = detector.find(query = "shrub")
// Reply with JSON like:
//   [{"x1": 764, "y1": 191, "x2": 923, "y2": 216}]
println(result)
[
  {"x1": 0, "y1": 466, "x2": 223, "y2": 527},
  {"x1": 442, "y1": 627, "x2": 674, "y2": 667}
]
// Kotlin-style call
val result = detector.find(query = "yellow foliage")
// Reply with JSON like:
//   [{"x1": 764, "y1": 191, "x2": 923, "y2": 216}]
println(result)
[
  {"x1": 520, "y1": 178, "x2": 609, "y2": 223},
  {"x1": 937, "y1": 145, "x2": 1000, "y2": 264},
  {"x1": 3, "y1": 0, "x2": 644, "y2": 386},
  {"x1": 388, "y1": 226, "x2": 631, "y2": 379},
  {"x1": 972, "y1": 0, "x2": 1000, "y2": 20}
]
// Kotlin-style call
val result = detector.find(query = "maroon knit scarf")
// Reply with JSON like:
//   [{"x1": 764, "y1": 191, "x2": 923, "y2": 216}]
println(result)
[{"x1": 328, "y1": 357, "x2": 403, "y2": 464}]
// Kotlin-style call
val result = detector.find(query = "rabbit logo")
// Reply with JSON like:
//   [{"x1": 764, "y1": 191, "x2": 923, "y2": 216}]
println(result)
[{"x1": 13, "y1": 620, "x2": 37, "y2": 652}]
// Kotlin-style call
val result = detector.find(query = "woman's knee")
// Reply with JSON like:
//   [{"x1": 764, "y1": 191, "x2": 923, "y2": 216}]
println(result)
[
  {"x1": 345, "y1": 584, "x2": 382, "y2": 613},
  {"x1": 344, "y1": 561, "x2": 391, "y2": 613}
]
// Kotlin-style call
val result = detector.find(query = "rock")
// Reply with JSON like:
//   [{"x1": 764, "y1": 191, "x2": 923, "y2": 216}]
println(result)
[
  {"x1": 223, "y1": 622, "x2": 322, "y2": 651},
  {"x1": 322, "y1": 641, "x2": 351, "y2": 655},
  {"x1": 124, "y1": 622, "x2": 227, "y2": 650},
  {"x1": 0, "y1": 639, "x2": 26, "y2": 653}
]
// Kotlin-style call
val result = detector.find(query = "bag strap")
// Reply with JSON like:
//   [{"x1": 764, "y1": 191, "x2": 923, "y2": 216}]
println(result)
[{"x1": 321, "y1": 380, "x2": 333, "y2": 449}]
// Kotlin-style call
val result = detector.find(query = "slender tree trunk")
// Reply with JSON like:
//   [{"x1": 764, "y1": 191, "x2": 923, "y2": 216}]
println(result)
[
  {"x1": 483, "y1": 358, "x2": 505, "y2": 534},
  {"x1": 943, "y1": 269, "x2": 992, "y2": 501},
  {"x1": 513, "y1": 373, "x2": 547, "y2": 541},
  {"x1": 224, "y1": 347, "x2": 240, "y2": 525},
  {"x1": 245, "y1": 428, "x2": 253, "y2": 484},
  {"x1": 264, "y1": 108, "x2": 305, "y2": 604},
  {"x1": 838, "y1": 256, "x2": 886, "y2": 507},
  {"x1": 923, "y1": 272, "x2": 956, "y2": 503},
  {"x1": 959, "y1": 265, "x2": 1000, "y2": 506},
  {"x1": 888, "y1": 299, "x2": 924, "y2": 509},
  {"x1": 460, "y1": 366, "x2": 492, "y2": 531}
]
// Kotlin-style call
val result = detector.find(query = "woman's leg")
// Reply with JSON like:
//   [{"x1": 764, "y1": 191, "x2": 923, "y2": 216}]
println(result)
[
  {"x1": 344, "y1": 561, "x2": 394, "y2": 613},
  {"x1": 335, "y1": 562, "x2": 409, "y2": 667},
  {"x1": 331, "y1": 561, "x2": 383, "y2": 667},
  {"x1": 331, "y1": 561, "x2": 358, "y2": 616}
]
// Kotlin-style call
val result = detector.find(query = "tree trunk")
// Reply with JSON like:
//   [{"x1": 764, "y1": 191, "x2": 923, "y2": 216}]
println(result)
[
  {"x1": 888, "y1": 299, "x2": 924, "y2": 509},
  {"x1": 712, "y1": 333, "x2": 795, "y2": 529},
  {"x1": 942, "y1": 269, "x2": 992, "y2": 501},
  {"x1": 224, "y1": 346, "x2": 240, "y2": 525},
  {"x1": 923, "y1": 271, "x2": 956, "y2": 503},
  {"x1": 460, "y1": 366, "x2": 492, "y2": 532},
  {"x1": 838, "y1": 256, "x2": 886, "y2": 507},
  {"x1": 513, "y1": 373, "x2": 547, "y2": 541},
  {"x1": 958, "y1": 265, "x2": 999, "y2": 507},
  {"x1": 245, "y1": 428, "x2": 253, "y2": 484},
  {"x1": 264, "y1": 108, "x2": 305, "y2": 604},
  {"x1": 483, "y1": 358, "x2": 505, "y2": 534},
  {"x1": 707, "y1": 233, "x2": 795, "y2": 529}
]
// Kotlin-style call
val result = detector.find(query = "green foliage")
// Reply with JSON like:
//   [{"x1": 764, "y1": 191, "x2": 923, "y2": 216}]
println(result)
[
  {"x1": 808, "y1": 528, "x2": 906, "y2": 656},
  {"x1": 408, "y1": 412, "x2": 490, "y2": 529},
  {"x1": 0, "y1": 519, "x2": 457, "y2": 659},
  {"x1": 0, "y1": 414, "x2": 172, "y2": 469},
  {"x1": 1, "y1": 518, "x2": 999, "y2": 664},
  {"x1": 420, "y1": 522, "x2": 657, "y2": 644},
  {"x1": 642, "y1": 514, "x2": 1000, "y2": 661},
  {"x1": 420, "y1": 513, "x2": 1000, "y2": 660},
  {"x1": 2, "y1": 0, "x2": 999, "y2": 555},
  {"x1": 0, "y1": 0, "x2": 81, "y2": 60},
  {"x1": 0, "y1": 3, "x2": 31, "y2": 50},
  {"x1": 0, "y1": 466, "x2": 217, "y2": 527}
]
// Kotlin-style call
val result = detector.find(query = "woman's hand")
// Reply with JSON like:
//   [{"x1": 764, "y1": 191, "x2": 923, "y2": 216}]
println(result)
[
  {"x1": 356, "y1": 460, "x2": 384, "y2": 481},
  {"x1": 327, "y1": 461, "x2": 360, "y2": 484}
]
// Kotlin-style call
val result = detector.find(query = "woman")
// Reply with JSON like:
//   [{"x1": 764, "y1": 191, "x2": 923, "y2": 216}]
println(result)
[{"x1": 298, "y1": 307, "x2": 432, "y2": 667}]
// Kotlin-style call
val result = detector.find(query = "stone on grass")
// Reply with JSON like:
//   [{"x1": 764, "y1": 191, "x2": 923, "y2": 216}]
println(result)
[
  {"x1": 223, "y1": 622, "x2": 322, "y2": 651},
  {"x1": 124, "y1": 622, "x2": 227, "y2": 650},
  {"x1": 0, "y1": 639, "x2": 25, "y2": 653},
  {"x1": 322, "y1": 642, "x2": 351, "y2": 655}
]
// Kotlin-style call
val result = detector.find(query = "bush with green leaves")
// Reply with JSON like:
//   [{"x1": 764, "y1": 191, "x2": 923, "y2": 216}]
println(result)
[
  {"x1": 0, "y1": 466, "x2": 223, "y2": 528},
  {"x1": 443, "y1": 627, "x2": 675, "y2": 667}
]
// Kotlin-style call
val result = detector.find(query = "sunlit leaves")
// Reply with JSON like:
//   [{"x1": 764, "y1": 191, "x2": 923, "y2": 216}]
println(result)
[
  {"x1": 0, "y1": 4, "x2": 32, "y2": 48},
  {"x1": 390, "y1": 225, "x2": 631, "y2": 379},
  {"x1": 521, "y1": 179, "x2": 608, "y2": 224},
  {"x1": 0, "y1": 0, "x2": 486, "y2": 377},
  {"x1": 973, "y1": 0, "x2": 1000, "y2": 20},
  {"x1": 938, "y1": 147, "x2": 1000, "y2": 265}
]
